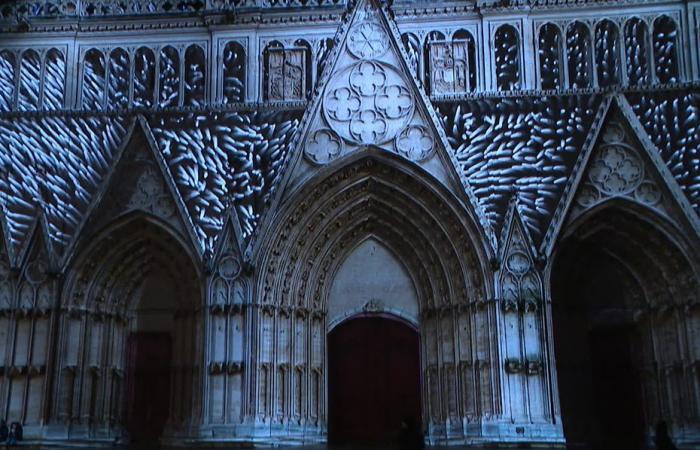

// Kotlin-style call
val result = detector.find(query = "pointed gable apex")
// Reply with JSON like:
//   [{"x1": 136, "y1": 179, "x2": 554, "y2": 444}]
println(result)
[
  {"x1": 269, "y1": 0, "x2": 492, "y2": 246},
  {"x1": 63, "y1": 116, "x2": 202, "y2": 266},
  {"x1": 0, "y1": 205, "x2": 14, "y2": 269},
  {"x1": 500, "y1": 197, "x2": 538, "y2": 264},
  {"x1": 209, "y1": 207, "x2": 245, "y2": 273},
  {"x1": 14, "y1": 212, "x2": 54, "y2": 272},
  {"x1": 541, "y1": 95, "x2": 700, "y2": 257}
]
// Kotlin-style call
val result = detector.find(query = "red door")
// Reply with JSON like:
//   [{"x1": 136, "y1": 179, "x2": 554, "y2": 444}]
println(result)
[
  {"x1": 328, "y1": 315, "x2": 421, "y2": 445},
  {"x1": 124, "y1": 332, "x2": 172, "y2": 445}
]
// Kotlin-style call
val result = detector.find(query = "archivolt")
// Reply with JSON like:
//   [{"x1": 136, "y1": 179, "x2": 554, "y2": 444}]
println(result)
[
  {"x1": 256, "y1": 152, "x2": 492, "y2": 312},
  {"x1": 63, "y1": 214, "x2": 201, "y2": 313}
]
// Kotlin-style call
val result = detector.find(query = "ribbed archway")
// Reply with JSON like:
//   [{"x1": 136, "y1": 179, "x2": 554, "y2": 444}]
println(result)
[
  {"x1": 53, "y1": 215, "x2": 202, "y2": 444},
  {"x1": 551, "y1": 202, "x2": 700, "y2": 448},
  {"x1": 253, "y1": 151, "x2": 494, "y2": 442}
]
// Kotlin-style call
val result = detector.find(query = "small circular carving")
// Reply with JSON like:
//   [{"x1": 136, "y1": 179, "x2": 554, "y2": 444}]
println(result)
[
  {"x1": 635, "y1": 181, "x2": 662, "y2": 205},
  {"x1": 26, "y1": 259, "x2": 48, "y2": 284},
  {"x1": 506, "y1": 252, "x2": 530, "y2": 275},
  {"x1": 349, "y1": 61, "x2": 386, "y2": 96},
  {"x1": 589, "y1": 145, "x2": 643, "y2": 196},
  {"x1": 576, "y1": 183, "x2": 601, "y2": 208},
  {"x1": 306, "y1": 129, "x2": 343, "y2": 165},
  {"x1": 218, "y1": 255, "x2": 241, "y2": 280},
  {"x1": 348, "y1": 22, "x2": 389, "y2": 60},
  {"x1": 395, "y1": 126, "x2": 434, "y2": 161}
]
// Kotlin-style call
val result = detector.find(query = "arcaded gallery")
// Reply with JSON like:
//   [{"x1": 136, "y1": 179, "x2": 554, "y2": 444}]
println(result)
[{"x1": 0, "y1": 0, "x2": 698, "y2": 448}]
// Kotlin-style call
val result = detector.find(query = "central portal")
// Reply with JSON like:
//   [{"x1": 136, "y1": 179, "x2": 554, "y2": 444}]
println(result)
[{"x1": 328, "y1": 315, "x2": 421, "y2": 445}]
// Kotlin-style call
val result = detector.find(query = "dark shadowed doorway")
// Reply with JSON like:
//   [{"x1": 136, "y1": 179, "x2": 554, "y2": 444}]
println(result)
[
  {"x1": 125, "y1": 333, "x2": 172, "y2": 445},
  {"x1": 328, "y1": 315, "x2": 421, "y2": 445},
  {"x1": 552, "y1": 212, "x2": 651, "y2": 450}
]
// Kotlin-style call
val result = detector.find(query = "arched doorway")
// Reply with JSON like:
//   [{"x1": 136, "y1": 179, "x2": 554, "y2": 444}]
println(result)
[
  {"x1": 551, "y1": 206, "x2": 699, "y2": 449},
  {"x1": 328, "y1": 315, "x2": 421, "y2": 445},
  {"x1": 56, "y1": 216, "x2": 201, "y2": 444}
]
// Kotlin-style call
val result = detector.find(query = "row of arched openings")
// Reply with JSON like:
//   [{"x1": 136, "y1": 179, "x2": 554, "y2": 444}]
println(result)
[
  {"x1": 0, "y1": 48, "x2": 65, "y2": 111},
  {"x1": 538, "y1": 16, "x2": 680, "y2": 90},
  {"x1": 82, "y1": 44, "x2": 209, "y2": 110}
]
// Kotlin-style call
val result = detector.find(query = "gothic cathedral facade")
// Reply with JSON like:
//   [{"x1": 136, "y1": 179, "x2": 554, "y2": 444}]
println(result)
[{"x1": 0, "y1": 0, "x2": 699, "y2": 447}]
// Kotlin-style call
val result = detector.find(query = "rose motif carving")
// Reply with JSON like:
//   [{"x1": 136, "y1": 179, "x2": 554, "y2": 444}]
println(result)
[
  {"x1": 588, "y1": 145, "x2": 643, "y2": 195},
  {"x1": 348, "y1": 22, "x2": 388, "y2": 60},
  {"x1": 349, "y1": 61, "x2": 386, "y2": 96},
  {"x1": 350, "y1": 110, "x2": 387, "y2": 144},
  {"x1": 395, "y1": 126, "x2": 434, "y2": 161},
  {"x1": 376, "y1": 85, "x2": 412, "y2": 119},
  {"x1": 305, "y1": 129, "x2": 343, "y2": 164},
  {"x1": 325, "y1": 87, "x2": 361, "y2": 121},
  {"x1": 218, "y1": 255, "x2": 241, "y2": 280},
  {"x1": 506, "y1": 252, "x2": 530, "y2": 275},
  {"x1": 322, "y1": 61, "x2": 414, "y2": 147}
]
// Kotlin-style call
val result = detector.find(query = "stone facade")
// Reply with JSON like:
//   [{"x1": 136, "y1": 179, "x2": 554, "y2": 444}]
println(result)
[{"x1": 0, "y1": 0, "x2": 699, "y2": 447}]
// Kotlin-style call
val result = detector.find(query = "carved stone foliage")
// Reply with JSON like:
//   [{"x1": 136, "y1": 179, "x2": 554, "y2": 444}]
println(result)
[
  {"x1": 304, "y1": 1, "x2": 436, "y2": 165},
  {"x1": 571, "y1": 121, "x2": 664, "y2": 219}
]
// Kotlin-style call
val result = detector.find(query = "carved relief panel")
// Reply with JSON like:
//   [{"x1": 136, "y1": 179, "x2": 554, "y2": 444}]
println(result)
[{"x1": 265, "y1": 46, "x2": 307, "y2": 102}]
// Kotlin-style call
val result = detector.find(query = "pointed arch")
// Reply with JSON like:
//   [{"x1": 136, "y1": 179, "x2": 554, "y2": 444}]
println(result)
[
  {"x1": 252, "y1": 150, "x2": 495, "y2": 436},
  {"x1": 55, "y1": 213, "x2": 203, "y2": 441},
  {"x1": 133, "y1": 46, "x2": 155, "y2": 108},
  {"x1": 494, "y1": 24, "x2": 521, "y2": 91},
  {"x1": 82, "y1": 48, "x2": 105, "y2": 110},
  {"x1": 222, "y1": 41, "x2": 246, "y2": 104},
  {"x1": 43, "y1": 48, "x2": 65, "y2": 110},
  {"x1": 158, "y1": 46, "x2": 180, "y2": 108},
  {"x1": 107, "y1": 47, "x2": 130, "y2": 109},
  {"x1": 184, "y1": 44, "x2": 206, "y2": 107},
  {"x1": 0, "y1": 50, "x2": 16, "y2": 111},
  {"x1": 18, "y1": 49, "x2": 41, "y2": 111},
  {"x1": 548, "y1": 200, "x2": 700, "y2": 447}
]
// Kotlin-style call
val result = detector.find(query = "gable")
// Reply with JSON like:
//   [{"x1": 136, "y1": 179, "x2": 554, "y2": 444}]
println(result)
[
  {"x1": 78, "y1": 119, "x2": 197, "y2": 255},
  {"x1": 542, "y1": 97, "x2": 700, "y2": 256},
  {"x1": 0, "y1": 115, "x2": 129, "y2": 259},
  {"x1": 279, "y1": 0, "x2": 469, "y2": 203},
  {"x1": 438, "y1": 94, "x2": 607, "y2": 245}
]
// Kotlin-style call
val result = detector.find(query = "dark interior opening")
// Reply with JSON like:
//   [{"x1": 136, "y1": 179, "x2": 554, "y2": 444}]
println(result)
[
  {"x1": 552, "y1": 236, "x2": 646, "y2": 449},
  {"x1": 328, "y1": 314, "x2": 422, "y2": 445},
  {"x1": 124, "y1": 332, "x2": 172, "y2": 446}
]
